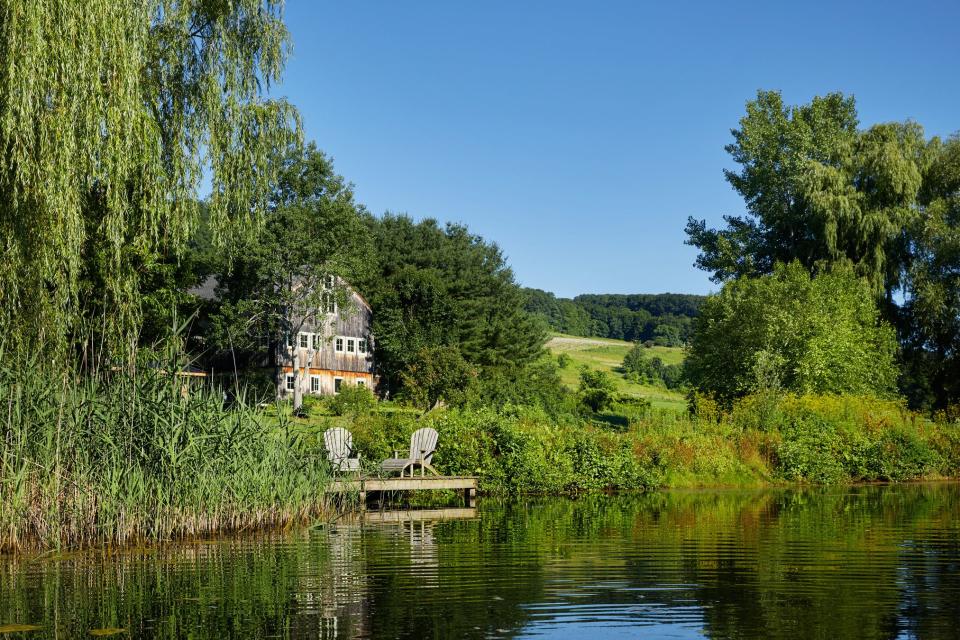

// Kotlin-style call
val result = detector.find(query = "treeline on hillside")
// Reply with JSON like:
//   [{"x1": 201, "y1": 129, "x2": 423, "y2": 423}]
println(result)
[{"x1": 523, "y1": 289, "x2": 704, "y2": 345}]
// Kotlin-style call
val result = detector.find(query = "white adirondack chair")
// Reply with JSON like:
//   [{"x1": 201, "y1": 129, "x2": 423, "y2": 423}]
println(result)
[
  {"x1": 380, "y1": 427, "x2": 440, "y2": 477},
  {"x1": 324, "y1": 427, "x2": 361, "y2": 473}
]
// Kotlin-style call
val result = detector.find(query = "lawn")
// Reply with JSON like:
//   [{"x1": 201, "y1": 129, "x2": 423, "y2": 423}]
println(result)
[{"x1": 545, "y1": 333, "x2": 688, "y2": 413}]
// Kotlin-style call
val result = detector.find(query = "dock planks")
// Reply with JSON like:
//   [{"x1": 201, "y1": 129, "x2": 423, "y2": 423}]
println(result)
[{"x1": 328, "y1": 475, "x2": 478, "y2": 506}]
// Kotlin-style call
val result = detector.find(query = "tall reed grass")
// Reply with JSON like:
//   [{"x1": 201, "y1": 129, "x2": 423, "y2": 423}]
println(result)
[{"x1": 0, "y1": 349, "x2": 333, "y2": 552}]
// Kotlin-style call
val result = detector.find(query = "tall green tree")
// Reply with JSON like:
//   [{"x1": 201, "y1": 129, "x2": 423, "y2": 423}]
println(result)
[
  {"x1": 358, "y1": 215, "x2": 546, "y2": 401},
  {"x1": 901, "y1": 136, "x2": 960, "y2": 408},
  {"x1": 209, "y1": 144, "x2": 374, "y2": 406},
  {"x1": 0, "y1": 0, "x2": 298, "y2": 361},
  {"x1": 685, "y1": 262, "x2": 898, "y2": 404},
  {"x1": 685, "y1": 90, "x2": 925, "y2": 301}
]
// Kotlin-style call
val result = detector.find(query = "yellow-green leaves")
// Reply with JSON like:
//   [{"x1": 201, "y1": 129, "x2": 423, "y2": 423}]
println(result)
[{"x1": 0, "y1": 0, "x2": 299, "y2": 359}]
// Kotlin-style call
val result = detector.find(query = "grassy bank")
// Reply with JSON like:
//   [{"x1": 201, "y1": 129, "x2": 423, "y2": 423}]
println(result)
[
  {"x1": 545, "y1": 333, "x2": 687, "y2": 412},
  {"x1": 0, "y1": 356, "x2": 335, "y2": 553},
  {"x1": 288, "y1": 391, "x2": 960, "y2": 494}
]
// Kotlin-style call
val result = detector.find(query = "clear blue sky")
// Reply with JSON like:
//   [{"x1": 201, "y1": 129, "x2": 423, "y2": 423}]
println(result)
[{"x1": 276, "y1": 1, "x2": 960, "y2": 298}]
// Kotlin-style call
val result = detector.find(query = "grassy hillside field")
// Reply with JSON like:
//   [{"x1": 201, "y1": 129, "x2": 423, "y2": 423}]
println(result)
[{"x1": 546, "y1": 333, "x2": 687, "y2": 412}]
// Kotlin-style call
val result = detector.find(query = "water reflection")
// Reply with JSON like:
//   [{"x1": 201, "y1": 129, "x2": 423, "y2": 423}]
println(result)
[{"x1": 0, "y1": 485, "x2": 958, "y2": 638}]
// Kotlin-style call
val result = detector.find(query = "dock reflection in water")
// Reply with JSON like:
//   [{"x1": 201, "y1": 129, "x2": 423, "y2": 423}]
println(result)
[{"x1": 2, "y1": 485, "x2": 960, "y2": 639}]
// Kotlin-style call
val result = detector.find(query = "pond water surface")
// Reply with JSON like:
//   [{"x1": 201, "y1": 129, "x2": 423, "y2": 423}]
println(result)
[{"x1": 2, "y1": 483, "x2": 959, "y2": 639}]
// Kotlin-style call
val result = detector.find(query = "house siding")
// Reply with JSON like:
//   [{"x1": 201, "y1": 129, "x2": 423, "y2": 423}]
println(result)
[{"x1": 278, "y1": 287, "x2": 376, "y2": 397}]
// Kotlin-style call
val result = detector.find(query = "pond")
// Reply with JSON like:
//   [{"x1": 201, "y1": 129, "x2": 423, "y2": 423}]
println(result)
[{"x1": 1, "y1": 483, "x2": 959, "y2": 638}]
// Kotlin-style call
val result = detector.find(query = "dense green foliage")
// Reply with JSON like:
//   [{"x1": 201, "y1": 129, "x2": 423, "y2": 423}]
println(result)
[
  {"x1": 335, "y1": 392, "x2": 959, "y2": 493},
  {"x1": 622, "y1": 343, "x2": 684, "y2": 389},
  {"x1": 686, "y1": 90, "x2": 960, "y2": 410},
  {"x1": 207, "y1": 144, "x2": 373, "y2": 380},
  {"x1": 357, "y1": 215, "x2": 548, "y2": 406},
  {"x1": 685, "y1": 90, "x2": 921, "y2": 298},
  {"x1": 577, "y1": 367, "x2": 618, "y2": 412},
  {"x1": 901, "y1": 136, "x2": 960, "y2": 408},
  {"x1": 523, "y1": 288, "x2": 595, "y2": 335},
  {"x1": 685, "y1": 263, "x2": 898, "y2": 404},
  {"x1": 0, "y1": 0, "x2": 298, "y2": 359},
  {"x1": 524, "y1": 289, "x2": 703, "y2": 345}
]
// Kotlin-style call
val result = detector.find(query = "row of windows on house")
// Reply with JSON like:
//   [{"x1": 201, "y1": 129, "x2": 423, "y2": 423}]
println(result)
[
  {"x1": 285, "y1": 374, "x2": 366, "y2": 393},
  {"x1": 286, "y1": 332, "x2": 368, "y2": 355}
]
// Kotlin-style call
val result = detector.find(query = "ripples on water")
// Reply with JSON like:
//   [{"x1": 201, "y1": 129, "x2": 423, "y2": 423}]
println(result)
[{"x1": 1, "y1": 484, "x2": 959, "y2": 639}]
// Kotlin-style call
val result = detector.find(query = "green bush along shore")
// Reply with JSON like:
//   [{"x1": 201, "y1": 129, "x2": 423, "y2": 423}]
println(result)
[{"x1": 304, "y1": 390, "x2": 960, "y2": 496}]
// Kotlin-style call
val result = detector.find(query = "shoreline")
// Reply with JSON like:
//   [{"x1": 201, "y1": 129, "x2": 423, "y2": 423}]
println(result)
[{"x1": 4, "y1": 477, "x2": 959, "y2": 557}]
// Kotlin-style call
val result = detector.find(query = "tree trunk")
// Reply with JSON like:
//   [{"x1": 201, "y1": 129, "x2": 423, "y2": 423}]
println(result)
[
  {"x1": 292, "y1": 349, "x2": 303, "y2": 412},
  {"x1": 275, "y1": 342, "x2": 283, "y2": 401}
]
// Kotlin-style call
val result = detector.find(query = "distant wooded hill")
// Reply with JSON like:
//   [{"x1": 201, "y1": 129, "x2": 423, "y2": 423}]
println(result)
[{"x1": 523, "y1": 289, "x2": 705, "y2": 346}]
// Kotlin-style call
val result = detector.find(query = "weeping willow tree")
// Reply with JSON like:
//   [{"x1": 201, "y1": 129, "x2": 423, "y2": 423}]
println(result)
[
  {"x1": 0, "y1": 0, "x2": 299, "y2": 364},
  {"x1": 684, "y1": 90, "x2": 926, "y2": 302}
]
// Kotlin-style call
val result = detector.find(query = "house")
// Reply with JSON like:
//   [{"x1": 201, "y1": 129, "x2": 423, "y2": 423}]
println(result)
[
  {"x1": 278, "y1": 281, "x2": 375, "y2": 397},
  {"x1": 188, "y1": 274, "x2": 376, "y2": 398}
]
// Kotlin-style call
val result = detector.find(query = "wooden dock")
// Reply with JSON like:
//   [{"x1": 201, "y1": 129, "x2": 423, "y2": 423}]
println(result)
[
  {"x1": 328, "y1": 475, "x2": 478, "y2": 506},
  {"x1": 344, "y1": 507, "x2": 477, "y2": 524}
]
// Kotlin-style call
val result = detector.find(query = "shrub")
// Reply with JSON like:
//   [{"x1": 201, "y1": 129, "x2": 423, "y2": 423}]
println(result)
[
  {"x1": 685, "y1": 262, "x2": 898, "y2": 404},
  {"x1": 328, "y1": 384, "x2": 376, "y2": 417},
  {"x1": 578, "y1": 366, "x2": 617, "y2": 412}
]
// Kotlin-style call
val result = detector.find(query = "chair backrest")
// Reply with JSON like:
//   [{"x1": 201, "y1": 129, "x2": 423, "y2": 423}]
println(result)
[
  {"x1": 408, "y1": 427, "x2": 439, "y2": 463},
  {"x1": 323, "y1": 427, "x2": 353, "y2": 466}
]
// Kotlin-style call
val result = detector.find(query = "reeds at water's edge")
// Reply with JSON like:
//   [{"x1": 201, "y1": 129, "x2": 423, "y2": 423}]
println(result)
[{"x1": 0, "y1": 349, "x2": 334, "y2": 553}]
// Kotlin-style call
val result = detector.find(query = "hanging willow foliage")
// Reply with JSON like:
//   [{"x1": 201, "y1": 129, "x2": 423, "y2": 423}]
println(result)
[{"x1": 0, "y1": 0, "x2": 299, "y2": 361}]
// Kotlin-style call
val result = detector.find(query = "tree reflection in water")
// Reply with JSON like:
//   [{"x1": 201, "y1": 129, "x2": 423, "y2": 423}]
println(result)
[{"x1": 0, "y1": 484, "x2": 958, "y2": 639}]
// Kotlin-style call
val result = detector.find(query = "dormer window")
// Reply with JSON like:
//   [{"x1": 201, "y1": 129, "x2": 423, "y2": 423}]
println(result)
[
  {"x1": 346, "y1": 338, "x2": 355, "y2": 353},
  {"x1": 298, "y1": 332, "x2": 309, "y2": 349},
  {"x1": 335, "y1": 337, "x2": 344, "y2": 352},
  {"x1": 358, "y1": 339, "x2": 367, "y2": 354}
]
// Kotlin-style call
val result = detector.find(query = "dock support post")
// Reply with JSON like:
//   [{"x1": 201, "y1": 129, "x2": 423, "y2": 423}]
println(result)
[{"x1": 463, "y1": 487, "x2": 476, "y2": 507}]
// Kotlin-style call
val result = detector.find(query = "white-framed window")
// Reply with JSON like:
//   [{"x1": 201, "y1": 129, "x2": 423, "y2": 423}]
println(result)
[
  {"x1": 334, "y1": 377, "x2": 343, "y2": 393},
  {"x1": 357, "y1": 379, "x2": 366, "y2": 388},
  {"x1": 321, "y1": 291, "x2": 336, "y2": 314},
  {"x1": 358, "y1": 339, "x2": 367, "y2": 354},
  {"x1": 312, "y1": 333, "x2": 322, "y2": 350},
  {"x1": 285, "y1": 374, "x2": 295, "y2": 391},
  {"x1": 310, "y1": 375, "x2": 321, "y2": 393},
  {"x1": 298, "y1": 332, "x2": 309, "y2": 348},
  {"x1": 346, "y1": 338, "x2": 355, "y2": 353},
  {"x1": 335, "y1": 337, "x2": 344, "y2": 352}
]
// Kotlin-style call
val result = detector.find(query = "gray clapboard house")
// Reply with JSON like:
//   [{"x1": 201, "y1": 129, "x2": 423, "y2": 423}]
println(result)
[
  {"x1": 191, "y1": 275, "x2": 376, "y2": 397},
  {"x1": 278, "y1": 281, "x2": 376, "y2": 397}
]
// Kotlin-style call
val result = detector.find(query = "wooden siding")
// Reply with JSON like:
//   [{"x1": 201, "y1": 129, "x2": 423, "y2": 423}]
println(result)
[
  {"x1": 280, "y1": 367, "x2": 373, "y2": 396},
  {"x1": 278, "y1": 284, "x2": 376, "y2": 397}
]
